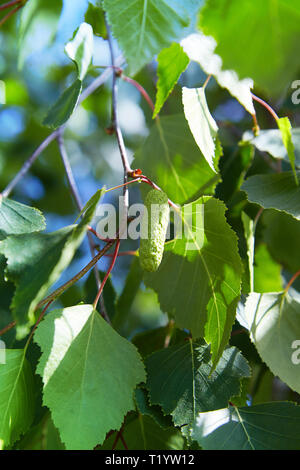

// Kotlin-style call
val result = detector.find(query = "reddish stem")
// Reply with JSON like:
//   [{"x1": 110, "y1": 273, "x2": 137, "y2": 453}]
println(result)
[
  {"x1": 106, "y1": 178, "x2": 142, "y2": 193},
  {"x1": 251, "y1": 93, "x2": 279, "y2": 122},
  {"x1": 104, "y1": 250, "x2": 137, "y2": 258},
  {"x1": 0, "y1": 3, "x2": 22, "y2": 27},
  {"x1": 93, "y1": 239, "x2": 120, "y2": 309},
  {"x1": 119, "y1": 433, "x2": 128, "y2": 450},
  {"x1": 87, "y1": 226, "x2": 116, "y2": 243},
  {"x1": 203, "y1": 74, "x2": 211, "y2": 89},
  {"x1": 0, "y1": 320, "x2": 16, "y2": 336},
  {"x1": 0, "y1": 0, "x2": 21, "y2": 11},
  {"x1": 284, "y1": 270, "x2": 300, "y2": 293},
  {"x1": 139, "y1": 175, "x2": 179, "y2": 210},
  {"x1": 121, "y1": 75, "x2": 155, "y2": 113},
  {"x1": 231, "y1": 328, "x2": 247, "y2": 337},
  {"x1": 252, "y1": 113, "x2": 260, "y2": 136},
  {"x1": 112, "y1": 423, "x2": 128, "y2": 450},
  {"x1": 254, "y1": 207, "x2": 264, "y2": 227}
]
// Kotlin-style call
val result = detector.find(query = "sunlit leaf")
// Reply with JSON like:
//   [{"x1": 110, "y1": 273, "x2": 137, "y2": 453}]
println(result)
[
  {"x1": 182, "y1": 87, "x2": 219, "y2": 173},
  {"x1": 34, "y1": 305, "x2": 146, "y2": 449},
  {"x1": 103, "y1": 0, "x2": 200, "y2": 75},
  {"x1": 65, "y1": 22, "x2": 93, "y2": 81},
  {"x1": 153, "y1": 43, "x2": 189, "y2": 117},
  {"x1": 191, "y1": 402, "x2": 300, "y2": 450},
  {"x1": 277, "y1": 117, "x2": 298, "y2": 185},
  {"x1": 181, "y1": 33, "x2": 255, "y2": 114},
  {"x1": 245, "y1": 291, "x2": 300, "y2": 394},
  {"x1": 0, "y1": 350, "x2": 35, "y2": 449}
]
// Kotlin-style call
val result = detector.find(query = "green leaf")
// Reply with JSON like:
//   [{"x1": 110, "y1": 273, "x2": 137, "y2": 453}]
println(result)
[
  {"x1": 84, "y1": 2, "x2": 107, "y2": 38},
  {"x1": 277, "y1": 117, "x2": 298, "y2": 185},
  {"x1": 0, "y1": 197, "x2": 45, "y2": 240},
  {"x1": 145, "y1": 340, "x2": 250, "y2": 427},
  {"x1": 230, "y1": 377, "x2": 251, "y2": 408},
  {"x1": 74, "y1": 187, "x2": 106, "y2": 222},
  {"x1": 242, "y1": 171, "x2": 300, "y2": 221},
  {"x1": 65, "y1": 23, "x2": 94, "y2": 81},
  {"x1": 34, "y1": 305, "x2": 146, "y2": 450},
  {"x1": 215, "y1": 143, "x2": 254, "y2": 203},
  {"x1": 42, "y1": 79, "x2": 82, "y2": 129},
  {"x1": 253, "y1": 244, "x2": 283, "y2": 293},
  {"x1": 245, "y1": 291, "x2": 300, "y2": 394},
  {"x1": 181, "y1": 33, "x2": 255, "y2": 115},
  {"x1": 0, "y1": 189, "x2": 101, "y2": 338},
  {"x1": 0, "y1": 350, "x2": 35, "y2": 449},
  {"x1": 242, "y1": 128, "x2": 300, "y2": 167},
  {"x1": 132, "y1": 326, "x2": 187, "y2": 359},
  {"x1": 199, "y1": 0, "x2": 300, "y2": 96},
  {"x1": 132, "y1": 115, "x2": 221, "y2": 205},
  {"x1": 144, "y1": 196, "x2": 243, "y2": 367},
  {"x1": 153, "y1": 43, "x2": 189, "y2": 117},
  {"x1": 16, "y1": 412, "x2": 65, "y2": 450},
  {"x1": 103, "y1": 0, "x2": 198, "y2": 75},
  {"x1": 241, "y1": 212, "x2": 254, "y2": 292},
  {"x1": 18, "y1": 0, "x2": 63, "y2": 68},
  {"x1": 191, "y1": 402, "x2": 300, "y2": 450},
  {"x1": 100, "y1": 414, "x2": 185, "y2": 450},
  {"x1": 262, "y1": 210, "x2": 300, "y2": 273},
  {"x1": 135, "y1": 387, "x2": 173, "y2": 429},
  {"x1": 182, "y1": 87, "x2": 219, "y2": 173}
]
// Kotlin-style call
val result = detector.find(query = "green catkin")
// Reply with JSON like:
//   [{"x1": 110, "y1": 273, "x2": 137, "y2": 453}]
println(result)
[{"x1": 139, "y1": 189, "x2": 169, "y2": 272}]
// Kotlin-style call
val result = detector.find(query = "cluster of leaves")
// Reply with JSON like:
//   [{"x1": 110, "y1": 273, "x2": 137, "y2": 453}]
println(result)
[{"x1": 0, "y1": 0, "x2": 300, "y2": 451}]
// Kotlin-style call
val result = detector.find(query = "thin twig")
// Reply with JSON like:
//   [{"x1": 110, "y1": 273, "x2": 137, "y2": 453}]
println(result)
[
  {"x1": 56, "y1": 130, "x2": 110, "y2": 322},
  {"x1": 57, "y1": 130, "x2": 83, "y2": 209},
  {"x1": 105, "y1": 178, "x2": 142, "y2": 193},
  {"x1": 106, "y1": 18, "x2": 130, "y2": 241},
  {"x1": 0, "y1": 3, "x2": 22, "y2": 27},
  {"x1": 0, "y1": 0, "x2": 22, "y2": 11},
  {"x1": 104, "y1": 250, "x2": 137, "y2": 258},
  {"x1": 105, "y1": 19, "x2": 130, "y2": 451},
  {"x1": 1, "y1": 57, "x2": 124, "y2": 198},
  {"x1": 284, "y1": 270, "x2": 300, "y2": 294},
  {"x1": 2, "y1": 131, "x2": 60, "y2": 198},
  {"x1": 35, "y1": 240, "x2": 116, "y2": 310},
  {"x1": 121, "y1": 75, "x2": 155, "y2": 112},
  {"x1": 203, "y1": 74, "x2": 211, "y2": 89},
  {"x1": 139, "y1": 174, "x2": 180, "y2": 210},
  {"x1": 251, "y1": 93, "x2": 279, "y2": 122},
  {"x1": 112, "y1": 422, "x2": 128, "y2": 450},
  {"x1": 0, "y1": 320, "x2": 16, "y2": 336},
  {"x1": 106, "y1": 18, "x2": 131, "y2": 177},
  {"x1": 254, "y1": 207, "x2": 264, "y2": 227},
  {"x1": 88, "y1": 226, "x2": 116, "y2": 242},
  {"x1": 93, "y1": 239, "x2": 120, "y2": 309}
]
